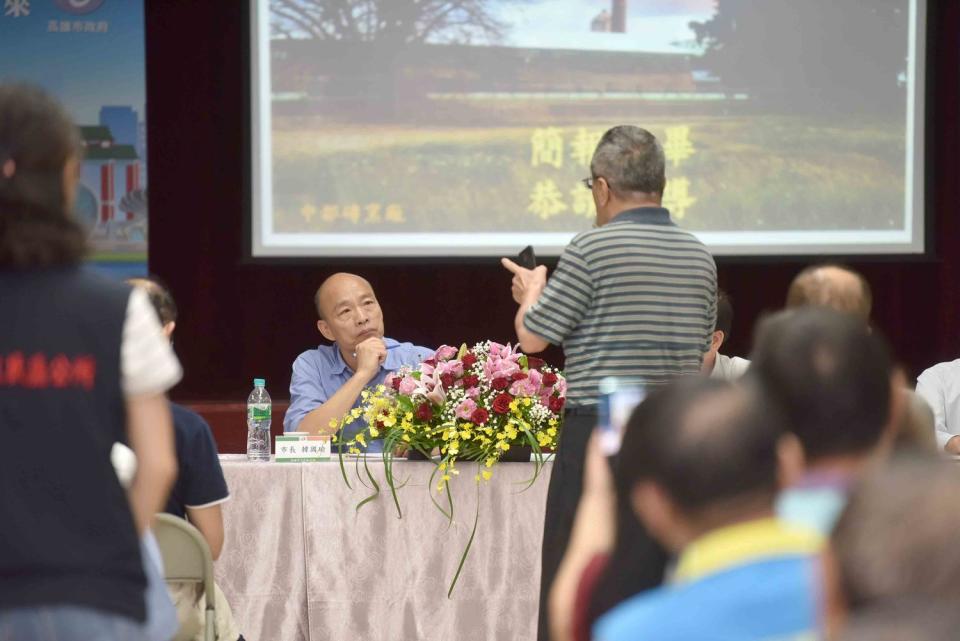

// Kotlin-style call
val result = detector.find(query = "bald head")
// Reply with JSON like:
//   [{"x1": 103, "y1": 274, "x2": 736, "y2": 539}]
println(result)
[
  {"x1": 314, "y1": 273, "x2": 374, "y2": 320},
  {"x1": 786, "y1": 264, "x2": 872, "y2": 323}
]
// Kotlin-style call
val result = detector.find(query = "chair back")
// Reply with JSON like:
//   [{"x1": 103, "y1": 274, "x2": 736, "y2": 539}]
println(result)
[{"x1": 154, "y1": 513, "x2": 216, "y2": 641}]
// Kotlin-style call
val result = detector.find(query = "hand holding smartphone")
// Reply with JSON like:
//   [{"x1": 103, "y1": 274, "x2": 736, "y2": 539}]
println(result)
[
  {"x1": 597, "y1": 377, "x2": 647, "y2": 456},
  {"x1": 518, "y1": 245, "x2": 537, "y2": 270}
]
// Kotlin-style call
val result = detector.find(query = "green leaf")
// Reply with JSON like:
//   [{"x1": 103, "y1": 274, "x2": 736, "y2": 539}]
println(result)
[
  {"x1": 448, "y1": 474, "x2": 481, "y2": 599},
  {"x1": 356, "y1": 455, "x2": 381, "y2": 513},
  {"x1": 519, "y1": 354, "x2": 529, "y2": 370},
  {"x1": 337, "y1": 438, "x2": 352, "y2": 490},
  {"x1": 457, "y1": 343, "x2": 469, "y2": 359},
  {"x1": 382, "y1": 434, "x2": 403, "y2": 519},
  {"x1": 412, "y1": 370, "x2": 422, "y2": 381}
]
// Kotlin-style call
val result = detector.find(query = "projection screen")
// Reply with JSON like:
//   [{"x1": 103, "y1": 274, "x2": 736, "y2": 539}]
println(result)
[{"x1": 250, "y1": 0, "x2": 927, "y2": 258}]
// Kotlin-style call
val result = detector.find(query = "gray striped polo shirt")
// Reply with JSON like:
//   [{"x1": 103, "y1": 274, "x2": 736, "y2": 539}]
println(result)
[{"x1": 524, "y1": 207, "x2": 717, "y2": 406}]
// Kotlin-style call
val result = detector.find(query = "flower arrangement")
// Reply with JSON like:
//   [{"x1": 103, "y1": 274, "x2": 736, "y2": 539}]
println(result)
[{"x1": 330, "y1": 341, "x2": 566, "y2": 595}]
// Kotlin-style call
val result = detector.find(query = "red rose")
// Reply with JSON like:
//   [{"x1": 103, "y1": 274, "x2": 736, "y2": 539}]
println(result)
[
  {"x1": 390, "y1": 376, "x2": 402, "y2": 391},
  {"x1": 542, "y1": 372, "x2": 558, "y2": 387},
  {"x1": 491, "y1": 377, "x2": 509, "y2": 391},
  {"x1": 492, "y1": 393, "x2": 513, "y2": 414},
  {"x1": 462, "y1": 374, "x2": 479, "y2": 389},
  {"x1": 440, "y1": 373, "x2": 456, "y2": 388},
  {"x1": 511, "y1": 371, "x2": 527, "y2": 382},
  {"x1": 470, "y1": 408, "x2": 490, "y2": 425},
  {"x1": 461, "y1": 353, "x2": 478, "y2": 367},
  {"x1": 415, "y1": 402, "x2": 433, "y2": 421},
  {"x1": 548, "y1": 396, "x2": 565, "y2": 413},
  {"x1": 527, "y1": 357, "x2": 546, "y2": 371}
]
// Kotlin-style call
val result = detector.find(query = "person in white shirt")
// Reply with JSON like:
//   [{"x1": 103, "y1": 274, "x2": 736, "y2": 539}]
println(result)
[
  {"x1": 915, "y1": 360, "x2": 960, "y2": 454},
  {"x1": 701, "y1": 289, "x2": 750, "y2": 379}
]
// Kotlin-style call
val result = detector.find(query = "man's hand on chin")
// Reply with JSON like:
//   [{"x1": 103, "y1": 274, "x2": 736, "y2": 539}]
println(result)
[{"x1": 354, "y1": 336, "x2": 387, "y2": 380}]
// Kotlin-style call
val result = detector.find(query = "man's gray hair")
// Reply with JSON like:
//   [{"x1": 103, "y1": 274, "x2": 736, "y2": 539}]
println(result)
[{"x1": 590, "y1": 125, "x2": 666, "y2": 195}]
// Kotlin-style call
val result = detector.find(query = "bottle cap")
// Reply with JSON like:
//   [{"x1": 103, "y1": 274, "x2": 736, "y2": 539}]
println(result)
[{"x1": 253, "y1": 378, "x2": 265, "y2": 387}]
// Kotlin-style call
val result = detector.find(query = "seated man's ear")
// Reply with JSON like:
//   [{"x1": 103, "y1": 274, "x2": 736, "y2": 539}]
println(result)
[
  {"x1": 317, "y1": 320, "x2": 335, "y2": 342},
  {"x1": 711, "y1": 330, "x2": 725, "y2": 352}
]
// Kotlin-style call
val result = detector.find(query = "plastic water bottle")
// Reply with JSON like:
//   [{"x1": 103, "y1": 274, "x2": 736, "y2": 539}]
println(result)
[{"x1": 246, "y1": 378, "x2": 272, "y2": 461}]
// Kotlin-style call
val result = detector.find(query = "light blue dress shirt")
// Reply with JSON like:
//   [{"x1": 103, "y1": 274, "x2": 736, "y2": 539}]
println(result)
[{"x1": 283, "y1": 338, "x2": 433, "y2": 452}]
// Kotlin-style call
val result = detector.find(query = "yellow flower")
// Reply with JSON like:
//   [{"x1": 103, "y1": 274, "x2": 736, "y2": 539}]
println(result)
[
  {"x1": 547, "y1": 427, "x2": 557, "y2": 437},
  {"x1": 328, "y1": 418, "x2": 339, "y2": 429},
  {"x1": 482, "y1": 470, "x2": 492, "y2": 481},
  {"x1": 459, "y1": 430, "x2": 473, "y2": 440},
  {"x1": 405, "y1": 412, "x2": 414, "y2": 420},
  {"x1": 349, "y1": 446, "x2": 360, "y2": 455},
  {"x1": 356, "y1": 433, "x2": 367, "y2": 447},
  {"x1": 442, "y1": 474, "x2": 451, "y2": 482},
  {"x1": 402, "y1": 434, "x2": 411, "y2": 442},
  {"x1": 485, "y1": 457, "x2": 496, "y2": 468},
  {"x1": 523, "y1": 398, "x2": 532, "y2": 407},
  {"x1": 439, "y1": 462, "x2": 447, "y2": 471},
  {"x1": 369, "y1": 426, "x2": 380, "y2": 438},
  {"x1": 382, "y1": 415, "x2": 397, "y2": 427},
  {"x1": 549, "y1": 418, "x2": 558, "y2": 427}
]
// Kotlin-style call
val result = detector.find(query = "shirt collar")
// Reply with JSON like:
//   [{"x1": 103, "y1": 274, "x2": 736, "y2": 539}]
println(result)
[
  {"x1": 328, "y1": 337, "x2": 400, "y2": 375},
  {"x1": 609, "y1": 206, "x2": 674, "y2": 226},
  {"x1": 674, "y1": 517, "x2": 822, "y2": 583}
]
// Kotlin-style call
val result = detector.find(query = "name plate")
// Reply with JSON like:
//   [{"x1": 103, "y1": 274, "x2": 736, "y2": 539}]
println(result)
[{"x1": 275, "y1": 434, "x2": 331, "y2": 462}]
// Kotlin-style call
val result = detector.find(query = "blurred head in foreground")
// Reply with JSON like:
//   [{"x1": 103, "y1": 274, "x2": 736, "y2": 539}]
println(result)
[
  {"x1": 749, "y1": 307, "x2": 901, "y2": 471},
  {"x1": 621, "y1": 377, "x2": 789, "y2": 551},
  {"x1": 0, "y1": 83, "x2": 85, "y2": 269},
  {"x1": 825, "y1": 456, "x2": 960, "y2": 637}
]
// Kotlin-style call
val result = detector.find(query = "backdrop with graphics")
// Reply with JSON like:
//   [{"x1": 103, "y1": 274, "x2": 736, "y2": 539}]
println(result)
[{"x1": 0, "y1": 0, "x2": 147, "y2": 276}]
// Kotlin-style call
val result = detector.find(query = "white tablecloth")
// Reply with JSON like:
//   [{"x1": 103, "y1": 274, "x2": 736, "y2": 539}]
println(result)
[{"x1": 214, "y1": 455, "x2": 552, "y2": 641}]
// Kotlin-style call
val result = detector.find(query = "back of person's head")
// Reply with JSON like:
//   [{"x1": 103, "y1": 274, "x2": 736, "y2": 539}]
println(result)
[
  {"x1": 590, "y1": 126, "x2": 666, "y2": 197},
  {"x1": 127, "y1": 276, "x2": 178, "y2": 326},
  {"x1": 893, "y1": 391, "x2": 936, "y2": 453},
  {"x1": 749, "y1": 307, "x2": 892, "y2": 462},
  {"x1": 715, "y1": 289, "x2": 733, "y2": 338},
  {"x1": 0, "y1": 83, "x2": 86, "y2": 269},
  {"x1": 835, "y1": 601, "x2": 960, "y2": 641},
  {"x1": 786, "y1": 263, "x2": 872, "y2": 323},
  {"x1": 621, "y1": 377, "x2": 782, "y2": 522},
  {"x1": 830, "y1": 456, "x2": 960, "y2": 611}
]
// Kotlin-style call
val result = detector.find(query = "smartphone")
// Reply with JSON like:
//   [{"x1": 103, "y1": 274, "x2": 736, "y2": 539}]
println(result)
[
  {"x1": 518, "y1": 245, "x2": 537, "y2": 270},
  {"x1": 597, "y1": 377, "x2": 647, "y2": 456}
]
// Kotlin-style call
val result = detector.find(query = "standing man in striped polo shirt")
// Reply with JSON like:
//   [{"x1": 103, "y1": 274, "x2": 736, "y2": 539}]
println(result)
[{"x1": 502, "y1": 125, "x2": 716, "y2": 641}]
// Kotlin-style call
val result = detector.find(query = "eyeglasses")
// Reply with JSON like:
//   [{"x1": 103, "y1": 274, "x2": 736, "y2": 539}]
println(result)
[{"x1": 581, "y1": 177, "x2": 595, "y2": 190}]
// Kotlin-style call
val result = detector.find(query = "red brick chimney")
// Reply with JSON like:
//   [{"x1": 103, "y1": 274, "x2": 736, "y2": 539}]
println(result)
[{"x1": 611, "y1": 0, "x2": 627, "y2": 33}]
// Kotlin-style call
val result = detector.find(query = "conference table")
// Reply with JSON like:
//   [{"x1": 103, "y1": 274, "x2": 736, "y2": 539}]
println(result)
[{"x1": 215, "y1": 454, "x2": 552, "y2": 641}]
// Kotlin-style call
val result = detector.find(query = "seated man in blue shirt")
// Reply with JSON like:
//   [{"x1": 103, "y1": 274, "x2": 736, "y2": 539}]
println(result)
[
  {"x1": 283, "y1": 273, "x2": 433, "y2": 452},
  {"x1": 594, "y1": 377, "x2": 821, "y2": 641}
]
